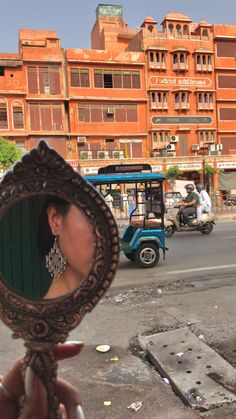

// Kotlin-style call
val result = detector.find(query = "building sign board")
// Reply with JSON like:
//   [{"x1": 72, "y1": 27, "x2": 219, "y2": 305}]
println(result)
[
  {"x1": 167, "y1": 163, "x2": 202, "y2": 171},
  {"x1": 152, "y1": 165, "x2": 163, "y2": 172},
  {"x1": 82, "y1": 167, "x2": 99, "y2": 175},
  {"x1": 217, "y1": 162, "x2": 236, "y2": 169},
  {"x1": 149, "y1": 76, "x2": 212, "y2": 88},
  {"x1": 152, "y1": 116, "x2": 213, "y2": 125},
  {"x1": 119, "y1": 139, "x2": 142, "y2": 143}
]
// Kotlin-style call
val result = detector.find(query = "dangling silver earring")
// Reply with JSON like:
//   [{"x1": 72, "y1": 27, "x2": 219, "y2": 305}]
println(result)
[{"x1": 45, "y1": 237, "x2": 67, "y2": 280}]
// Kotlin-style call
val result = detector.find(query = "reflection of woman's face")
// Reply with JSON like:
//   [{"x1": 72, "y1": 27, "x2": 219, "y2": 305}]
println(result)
[
  {"x1": 59, "y1": 205, "x2": 94, "y2": 279},
  {"x1": 48, "y1": 204, "x2": 94, "y2": 281}
]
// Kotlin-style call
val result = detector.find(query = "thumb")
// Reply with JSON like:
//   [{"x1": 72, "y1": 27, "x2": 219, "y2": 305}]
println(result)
[{"x1": 19, "y1": 366, "x2": 48, "y2": 419}]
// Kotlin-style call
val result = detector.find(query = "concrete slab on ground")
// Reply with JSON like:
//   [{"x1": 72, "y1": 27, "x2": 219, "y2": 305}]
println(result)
[{"x1": 139, "y1": 328, "x2": 236, "y2": 412}]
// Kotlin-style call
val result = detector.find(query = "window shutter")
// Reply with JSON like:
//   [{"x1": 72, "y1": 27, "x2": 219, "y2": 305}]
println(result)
[
  {"x1": 30, "y1": 104, "x2": 40, "y2": 130},
  {"x1": 13, "y1": 104, "x2": 24, "y2": 129},
  {"x1": 27, "y1": 67, "x2": 38, "y2": 94},
  {"x1": 123, "y1": 71, "x2": 132, "y2": 88},
  {"x1": 91, "y1": 107, "x2": 102, "y2": 122},
  {"x1": 70, "y1": 69, "x2": 80, "y2": 87},
  {"x1": 126, "y1": 106, "x2": 137, "y2": 122},
  {"x1": 132, "y1": 72, "x2": 141, "y2": 89},
  {"x1": 113, "y1": 71, "x2": 122, "y2": 88},
  {"x1": 52, "y1": 105, "x2": 63, "y2": 130},
  {"x1": 80, "y1": 69, "x2": 90, "y2": 87},
  {"x1": 50, "y1": 67, "x2": 60, "y2": 94},
  {"x1": 41, "y1": 105, "x2": 52, "y2": 130},
  {"x1": 38, "y1": 67, "x2": 48, "y2": 94},
  {"x1": 94, "y1": 70, "x2": 103, "y2": 88}
]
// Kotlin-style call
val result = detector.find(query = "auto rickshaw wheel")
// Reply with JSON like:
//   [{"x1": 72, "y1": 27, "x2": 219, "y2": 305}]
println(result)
[
  {"x1": 135, "y1": 242, "x2": 160, "y2": 268},
  {"x1": 124, "y1": 252, "x2": 135, "y2": 261}
]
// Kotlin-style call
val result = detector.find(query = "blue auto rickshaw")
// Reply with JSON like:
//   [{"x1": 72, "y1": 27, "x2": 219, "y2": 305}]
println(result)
[{"x1": 85, "y1": 164, "x2": 167, "y2": 268}]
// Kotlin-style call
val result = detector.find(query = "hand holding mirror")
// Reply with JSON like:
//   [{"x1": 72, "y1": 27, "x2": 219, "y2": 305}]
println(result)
[{"x1": 0, "y1": 141, "x2": 119, "y2": 418}]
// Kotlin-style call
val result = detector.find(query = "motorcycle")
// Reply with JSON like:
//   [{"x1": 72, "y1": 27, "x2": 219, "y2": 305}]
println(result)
[{"x1": 164, "y1": 205, "x2": 215, "y2": 237}]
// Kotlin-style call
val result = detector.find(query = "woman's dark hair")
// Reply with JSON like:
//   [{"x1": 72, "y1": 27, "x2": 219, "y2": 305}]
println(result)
[{"x1": 38, "y1": 195, "x2": 70, "y2": 258}]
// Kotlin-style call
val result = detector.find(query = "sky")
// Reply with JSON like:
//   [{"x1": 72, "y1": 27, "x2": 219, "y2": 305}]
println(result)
[{"x1": 1, "y1": 0, "x2": 236, "y2": 53}]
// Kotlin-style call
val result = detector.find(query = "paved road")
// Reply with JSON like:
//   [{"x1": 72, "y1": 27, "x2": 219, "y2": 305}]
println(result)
[{"x1": 114, "y1": 220, "x2": 236, "y2": 289}]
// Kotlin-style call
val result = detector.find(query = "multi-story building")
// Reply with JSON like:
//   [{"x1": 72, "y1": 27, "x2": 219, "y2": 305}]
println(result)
[{"x1": 0, "y1": 3, "x2": 236, "y2": 186}]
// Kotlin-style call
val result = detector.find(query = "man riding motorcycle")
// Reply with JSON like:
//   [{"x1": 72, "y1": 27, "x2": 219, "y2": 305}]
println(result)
[{"x1": 176, "y1": 184, "x2": 200, "y2": 229}]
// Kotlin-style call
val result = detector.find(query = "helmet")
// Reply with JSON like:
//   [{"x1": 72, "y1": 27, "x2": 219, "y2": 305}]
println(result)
[
  {"x1": 195, "y1": 183, "x2": 204, "y2": 192},
  {"x1": 184, "y1": 184, "x2": 194, "y2": 191}
]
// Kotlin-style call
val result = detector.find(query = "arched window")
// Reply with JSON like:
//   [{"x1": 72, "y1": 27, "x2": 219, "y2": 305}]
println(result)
[
  {"x1": 148, "y1": 25, "x2": 153, "y2": 33},
  {"x1": 153, "y1": 132, "x2": 157, "y2": 145},
  {"x1": 183, "y1": 25, "x2": 189, "y2": 36},
  {"x1": 182, "y1": 93, "x2": 186, "y2": 102},
  {"x1": 157, "y1": 92, "x2": 162, "y2": 103},
  {"x1": 180, "y1": 53, "x2": 185, "y2": 64},
  {"x1": 173, "y1": 54, "x2": 178, "y2": 64},
  {"x1": 200, "y1": 131, "x2": 204, "y2": 142},
  {"x1": 208, "y1": 55, "x2": 212, "y2": 65},
  {"x1": 161, "y1": 53, "x2": 165, "y2": 63},
  {"x1": 156, "y1": 52, "x2": 160, "y2": 63},
  {"x1": 211, "y1": 132, "x2": 214, "y2": 142},
  {"x1": 199, "y1": 93, "x2": 203, "y2": 103},
  {"x1": 13, "y1": 101, "x2": 24, "y2": 129},
  {"x1": 204, "y1": 93, "x2": 208, "y2": 103},
  {"x1": 168, "y1": 24, "x2": 174, "y2": 36},
  {"x1": 202, "y1": 29, "x2": 209, "y2": 39},
  {"x1": 205, "y1": 131, "x2": 209, "y2": 141},
  {"x1": 175, "y1": 93, "x2": 180, "y2": 104},
  {"x1": 150, "y1": 52, "x2": 154, "y2": 63},
  {"x1": 197, "y1": 55, "x2": 201, "y2": 65},
  {"x1": 202, "y1": 55, "x2": 206, "y2": 65},
  {"x1": 159, "y1": 132, "x2": 163, "y2": 142},
  {"x1": 209, "y1": 94, "x2": 213, "y2": 103},
  {"x1": 0, "y1": 98, "x2": 8, "y2": 129},
  {"x1": 176, "y1": 24, "x2": 181, "y2": 37},
  {"x1": 151, "y1": 92, "x2": 155, "y2": 103},
  {"x1": 163, "y1": 93, "x2": 167, "y2": 103}
]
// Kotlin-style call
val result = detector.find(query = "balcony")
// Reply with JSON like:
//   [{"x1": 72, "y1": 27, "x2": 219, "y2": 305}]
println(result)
[
  {"x1": 173, "y1": 62, "x2": 188, "y2": 71},
  {"x1": 149, "y1": 62, "x2": 166, "y2": 70}
]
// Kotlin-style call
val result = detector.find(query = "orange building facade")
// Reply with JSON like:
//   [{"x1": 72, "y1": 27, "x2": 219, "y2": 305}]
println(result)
[{"x1": 0, "y1": 4, "x2": 236, "y2": 186}]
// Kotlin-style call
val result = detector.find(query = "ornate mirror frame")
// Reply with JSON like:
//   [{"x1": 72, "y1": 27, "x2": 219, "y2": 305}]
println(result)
[{"x1": 0, "y1": 141, "x2": 120, "y2": 417}]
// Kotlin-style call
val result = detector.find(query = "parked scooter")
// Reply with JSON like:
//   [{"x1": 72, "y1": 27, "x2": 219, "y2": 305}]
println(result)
[{"x1": 164, "y1": 205, "x2": 215, "y2": 237}]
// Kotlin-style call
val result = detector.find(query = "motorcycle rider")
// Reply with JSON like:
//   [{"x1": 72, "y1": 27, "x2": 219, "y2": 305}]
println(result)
[
  {"x1": 195, "y1": 183, "x2": 211, "y2": 223},
  {"x1": 177, "y1": 184, "x2": 200, "y2": 227}
]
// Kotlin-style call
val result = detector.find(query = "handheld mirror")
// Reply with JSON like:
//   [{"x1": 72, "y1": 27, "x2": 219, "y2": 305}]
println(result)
[{"x1": 0, "y1": 141, "x2": 119, "y2": 417}]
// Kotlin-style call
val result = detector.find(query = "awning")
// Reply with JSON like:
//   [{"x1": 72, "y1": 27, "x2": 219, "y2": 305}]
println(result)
[{"x1": 218, "y1": 172, "x2": 236, "y2": 191}]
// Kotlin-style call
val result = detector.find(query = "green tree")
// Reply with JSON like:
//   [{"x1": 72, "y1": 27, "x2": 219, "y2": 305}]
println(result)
[
  {"x1": 164, "y1": 165, "x2": 183, "y2": 189},
  {"x1": 0, "y1": 136, "x2": 22, "y2": 172}
]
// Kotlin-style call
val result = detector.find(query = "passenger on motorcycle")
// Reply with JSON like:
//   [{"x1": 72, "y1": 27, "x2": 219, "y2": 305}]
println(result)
[
  {"x1": 176, "y1": 184, "x2": 200, "y2": 227},
  {"x1": 195, "y1": 183, "x2": 211, "y2": 223}
]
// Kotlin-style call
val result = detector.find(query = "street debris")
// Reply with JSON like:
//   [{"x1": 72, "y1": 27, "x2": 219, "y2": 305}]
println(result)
[
  {"x1": 198, "y1": 334, "x2": 206, "y2": 342},
  {"x1": 110, "y1": 356, "x2": 119, "y2": 361},
  {"x1": 157, "y1": 288, "x2": 162, "y2": 294},
  {"x1": 176, "y1": 352, "x2": 184, "y2": 357},
  {"x1": 163, "y1": 377, "x2": 170, "y2": 385},
  {"x1": 104, "y1": 401, "x2": 112, "y2": 406},
  {"x1": 114, "y1": 294, "x2": 125, "y2": 304},
  {"x1": 96, "y1": 345, "x2": 111, "y2": 353},
  {"x1": 127, "y1": 401, "x2": 143, "y2": 412}
]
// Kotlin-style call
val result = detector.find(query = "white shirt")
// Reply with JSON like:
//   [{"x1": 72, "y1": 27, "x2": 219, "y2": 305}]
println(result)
[{"x1": 199, "y1": 190, "x2": 211, "y2": 209}]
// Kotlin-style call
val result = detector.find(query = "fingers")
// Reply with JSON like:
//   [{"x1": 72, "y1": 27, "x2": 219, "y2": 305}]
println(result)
[
  {"x1": 18, "y1": 366, "x2": 48, "y2": 419},
  {"x1": 55, "y1": 378, "x2": 84, "y2": 419},
  {"x1": 53, "y1": 341, "x2": 84, "y2": 361}
]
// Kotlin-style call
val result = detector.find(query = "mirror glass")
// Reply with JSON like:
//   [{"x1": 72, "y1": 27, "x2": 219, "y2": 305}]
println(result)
[{"x1": 0, "y1": 194, "x2": 95, "y2": 300}]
